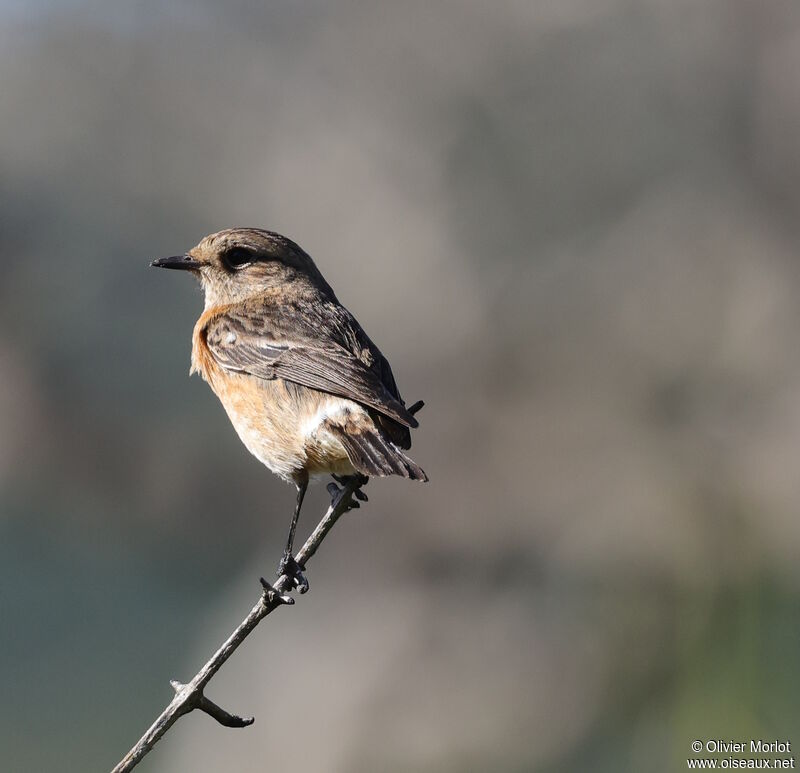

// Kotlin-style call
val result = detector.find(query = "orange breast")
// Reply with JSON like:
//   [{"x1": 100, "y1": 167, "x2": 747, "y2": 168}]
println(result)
[{"x1": 190, "y1": 308, "x2": 353, "y2": 481}]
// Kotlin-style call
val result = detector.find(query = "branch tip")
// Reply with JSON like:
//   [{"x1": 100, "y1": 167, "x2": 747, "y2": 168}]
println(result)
[
  {"x1": 197, "y1": 695, "x2": 254, "y2": 729},
  {"x1": 408, "y1": 399, "x2": 424, "y2": 416}
]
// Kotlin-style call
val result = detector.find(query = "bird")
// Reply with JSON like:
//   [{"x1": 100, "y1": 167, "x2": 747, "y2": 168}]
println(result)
[{"x1": 151, "y1": 228, "x2": 427, "y2": 591}]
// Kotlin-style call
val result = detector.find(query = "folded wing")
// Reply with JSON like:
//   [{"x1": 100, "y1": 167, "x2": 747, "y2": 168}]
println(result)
[{"x1": 203, "y1": 297, "x2": 418, "y2": 432}]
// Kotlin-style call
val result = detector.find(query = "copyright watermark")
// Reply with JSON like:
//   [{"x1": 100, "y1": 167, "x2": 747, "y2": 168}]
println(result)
[{"x1": 687, "y1": 739, "x2": 794, "y2": 769}]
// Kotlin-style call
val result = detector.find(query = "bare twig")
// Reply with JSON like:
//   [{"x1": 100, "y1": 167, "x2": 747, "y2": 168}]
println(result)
[{"x1": 110, "y1": 476, "x2": 365, "y2": 773}]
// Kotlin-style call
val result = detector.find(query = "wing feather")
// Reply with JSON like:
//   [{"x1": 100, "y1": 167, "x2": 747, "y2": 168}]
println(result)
[{"x1": 203, "y1": 298, "x2": 418, "y2": 430}]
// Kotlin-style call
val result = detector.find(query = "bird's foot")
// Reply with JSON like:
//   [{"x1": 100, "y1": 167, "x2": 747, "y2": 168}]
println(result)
[
  {"x1": 277, "y1": 552, "x2": 309, "y2": 594},
  {"x1": 329, "y1": 474, "x2": 369, "y2": 510}
]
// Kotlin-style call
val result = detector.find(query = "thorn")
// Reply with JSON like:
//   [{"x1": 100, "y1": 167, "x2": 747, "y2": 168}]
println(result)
[
  {"x1": 354, "y1": 488, "x2": 368, "y2": 502},
  {"x1": 348, "y1": 499, "x2": 360, "y2": 509},
  {"x1": 327, "y1": 482, "x2": 341, "y2": 498},
  {"x1": 259, "y1": 577, "x2": 294, "y2": 605},
  {"x1": 170, "y1": 680, "x2": 185, "y2": 694},
  {"x1": 197, "y1": 694, "x2": 254, "y2": 728},
  {"x1": 408, "y1": 400, "x2": 424, "y2": 416}
]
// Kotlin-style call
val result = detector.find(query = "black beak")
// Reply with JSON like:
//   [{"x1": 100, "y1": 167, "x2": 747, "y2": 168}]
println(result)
[{"x1": 150, "y1": 254, "x2": 201, "y2": 271}]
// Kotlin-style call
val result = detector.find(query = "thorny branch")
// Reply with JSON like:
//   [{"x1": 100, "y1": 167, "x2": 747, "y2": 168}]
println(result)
[{"x1": 110, "y1": 475, "x2": 367, "y2": 773}]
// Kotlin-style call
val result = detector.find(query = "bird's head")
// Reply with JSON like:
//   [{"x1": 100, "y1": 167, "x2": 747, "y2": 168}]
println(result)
[{"x1": 152, "y1": 228, "x2": 333, "y2": 308}]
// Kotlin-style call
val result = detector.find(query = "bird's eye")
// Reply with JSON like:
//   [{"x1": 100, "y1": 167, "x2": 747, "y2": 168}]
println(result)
[{"x1": 223, "y1": 247, "x2": 253, "y2": 270}]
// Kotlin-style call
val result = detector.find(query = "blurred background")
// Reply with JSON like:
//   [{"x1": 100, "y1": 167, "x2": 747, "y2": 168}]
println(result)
[{"x1": 3, "y1": 0, "x2": 800, "y2": 770}]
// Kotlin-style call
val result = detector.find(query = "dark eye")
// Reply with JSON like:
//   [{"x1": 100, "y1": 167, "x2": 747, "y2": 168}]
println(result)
[{"x1": 223, "y1": 247, "x2": 253, "y2": 270}]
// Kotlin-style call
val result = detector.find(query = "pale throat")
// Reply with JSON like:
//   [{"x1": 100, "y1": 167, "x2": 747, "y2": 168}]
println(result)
[
  {"x1": 200, "y1": 271, "x2": 278, "y2": 311},
  {"x1": 201, "y1": 273, "x2": 248, "y2": 310}
]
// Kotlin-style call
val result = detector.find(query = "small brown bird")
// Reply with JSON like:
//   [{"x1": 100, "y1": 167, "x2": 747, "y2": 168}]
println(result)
[{"x1": 152, "y1": 228, "x2": 426, "y2": 590}]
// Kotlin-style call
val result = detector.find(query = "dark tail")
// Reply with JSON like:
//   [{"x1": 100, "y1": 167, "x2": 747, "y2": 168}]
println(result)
[{"x1": 327, "y1": 423, "x2": 428, "y2": 481}]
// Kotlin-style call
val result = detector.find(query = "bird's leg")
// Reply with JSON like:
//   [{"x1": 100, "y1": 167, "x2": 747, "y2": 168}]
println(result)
[
  {"x1": 328, "y1": 473, "x2": 369, "y2": 509},
  {"x1": 277, "y1": 478, "x2": 309, "y2": 593}
]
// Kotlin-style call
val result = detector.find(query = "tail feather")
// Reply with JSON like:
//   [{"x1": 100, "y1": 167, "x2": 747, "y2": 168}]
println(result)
[{"x1": 327, "y1": 423, "x2": 428, "y2": 481}]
